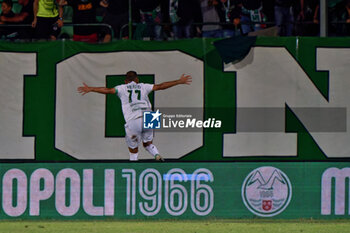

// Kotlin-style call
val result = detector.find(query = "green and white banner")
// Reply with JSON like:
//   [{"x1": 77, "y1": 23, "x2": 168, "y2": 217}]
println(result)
[
  {"x1": 1, "y1": 38, "x2": 350, "y2": 161},
  {"x1": 0, "y1": 162, "x2": 350, "y2": 219}
]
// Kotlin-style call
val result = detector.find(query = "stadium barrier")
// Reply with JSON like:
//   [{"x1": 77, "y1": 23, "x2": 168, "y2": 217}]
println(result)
[{"x1": 0, "y1": 23, "x2": 114, "y2": 40}]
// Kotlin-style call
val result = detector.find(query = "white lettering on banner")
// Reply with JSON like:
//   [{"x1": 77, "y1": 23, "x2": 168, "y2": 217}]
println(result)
[
  {"x1": 122, "y1": 169, "x2": 136, "y2": 215},
  {"x1": 223, "y1": 47, "x2": 350, "y2": 157},
  {"x1": 56, "y1": 52, "x2": 204, "y2": 160},
  {"x1": 82, "y1": 169, "x2": 115, "y2": 216},
  {"x1": 321, "y1": 167, "x2": 350, "y2": 215},
  {"x1": 164, "y1": 168, "x2": 188, "y2": 216},
  {"x1": 30, "y1": 169, "x2": 54, "y2": 216},
  {"x1": 122, "y1": 168, "x2": 214, "y2": 216},
  {"x1": 0, "y1": 52, "x2": 36, "y2": 159},
  {"x1": 2, "y1": 49, "x2": 350, "y2": 159},
  {"x1": 138, "y1": 169, "x2": 162, "y2": 216},
  {"x1": 104, "y1": 169, "x2": 115, "y2": 216},
  {"x1": 190, "y1": 169, "x2": 214, "y2": 216},
  {"x1": 312, "y1": 49, "x2": 350, "y2": 157},
  {"x1": 2, "y1": 50, "x2": 350, "y2": 160},
  {"x1": 0, "y1": 168, "x2": 117, "y2": 217},
  {"x1": 0, "y1": 167, "x2": 214, "y2": 217},
  {"x1": 2, "y1": 169, "x2": 27, "y2": 217},
  {"x1": 83, "y1": 169, "x2": 104, "y2": 216},
  {"x1": 55, "y1": 169, "x2": 81, "y2": 216}
]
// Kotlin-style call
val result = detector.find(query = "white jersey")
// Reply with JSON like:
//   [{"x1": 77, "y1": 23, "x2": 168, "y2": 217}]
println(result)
[{"x1": 115, "y1": 81, "x2": 154, "y2": 122}]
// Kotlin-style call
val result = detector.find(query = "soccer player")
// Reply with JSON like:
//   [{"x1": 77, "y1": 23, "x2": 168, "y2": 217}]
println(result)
[{"x1": 77, "y1": 71, "x2": 192, "y2": 161}]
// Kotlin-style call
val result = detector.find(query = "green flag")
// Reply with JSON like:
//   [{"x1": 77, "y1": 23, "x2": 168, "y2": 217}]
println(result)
[{"x1": 214, "y1": 36, "x2": 256, "y2": 64}]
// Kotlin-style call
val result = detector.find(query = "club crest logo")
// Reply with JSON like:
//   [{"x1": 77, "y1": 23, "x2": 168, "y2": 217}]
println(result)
[{"x1": 241, "y1": 166, "x2": 292, "y2": 217}]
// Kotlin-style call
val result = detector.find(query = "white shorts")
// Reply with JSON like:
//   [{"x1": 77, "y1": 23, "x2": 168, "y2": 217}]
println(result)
[{"x1": 124, "y1": 117, "x2": 153, "y2": 149}]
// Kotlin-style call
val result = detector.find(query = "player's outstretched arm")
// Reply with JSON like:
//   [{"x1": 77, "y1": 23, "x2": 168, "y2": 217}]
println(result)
[
  {"x1": 77, "y1": 82, "x2": 116, "y2": 95},
  {"x1": 152, "y1": 74, "x2": 192, "y2": 91}
]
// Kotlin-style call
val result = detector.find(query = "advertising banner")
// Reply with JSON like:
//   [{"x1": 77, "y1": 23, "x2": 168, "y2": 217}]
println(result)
[{"x1": 0, "y1": 162, "x2": 349, "y2": 219}]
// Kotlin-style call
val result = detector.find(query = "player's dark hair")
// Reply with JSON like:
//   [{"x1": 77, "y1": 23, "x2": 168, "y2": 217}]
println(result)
[
  {"x1": 125, "y1": 71, "x2": 138, "y2": 82},
  {"x1": 2, "y1": 0, "x2": 13, "y2": 7}
]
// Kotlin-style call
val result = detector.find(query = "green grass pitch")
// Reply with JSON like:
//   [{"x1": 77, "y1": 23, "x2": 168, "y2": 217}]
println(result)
[{"x1": 1, "y1": 219, "x2": 350, "y2": 233}]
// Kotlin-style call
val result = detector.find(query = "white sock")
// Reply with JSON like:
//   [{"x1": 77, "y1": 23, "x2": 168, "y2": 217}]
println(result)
[
  {"x1": 145, "y1": 144, "x2": 159, "y2": 157},
  {"x1": 129, "y1": 152, "x2": 138, "y2": 161}
]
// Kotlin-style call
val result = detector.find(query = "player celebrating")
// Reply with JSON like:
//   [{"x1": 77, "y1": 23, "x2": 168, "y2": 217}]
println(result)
[{"x1": 77, "y1": 71, "x2": 192, "y2": 161}]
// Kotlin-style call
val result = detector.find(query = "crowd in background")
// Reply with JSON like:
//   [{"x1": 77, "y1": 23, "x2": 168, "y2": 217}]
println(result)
[{"x1": 0, "y1": 0, "x2": 350, "y2": 42}]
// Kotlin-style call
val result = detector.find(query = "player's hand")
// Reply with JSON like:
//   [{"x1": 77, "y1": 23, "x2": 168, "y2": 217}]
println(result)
[
  {"x1": 77, "y1": 82, "x2": 92, "y2": 95},
  {"x1": 178, "y1": 74, "x2": 192, "y2": 85}
]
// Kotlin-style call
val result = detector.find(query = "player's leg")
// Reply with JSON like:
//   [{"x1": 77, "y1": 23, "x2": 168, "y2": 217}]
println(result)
[
  {"x1": 125, "y1": 120, "x2": 141, "y2": 161},
  {"x1": 142, "y1": 129, "x2": 164, "y2": 161},
  {"x1": 143, "y1": 141, "x2": 164, "y2": 161},
  {"x1": 128, "y1": 144, "x2": 139, "y2": 161},
  {"x1": 125, "y1": 134, "x2": 139, "y2": 161}
]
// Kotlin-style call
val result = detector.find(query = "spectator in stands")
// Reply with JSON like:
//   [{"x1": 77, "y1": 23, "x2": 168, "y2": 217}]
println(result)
[
  {"x1": 32, "y1": 0, "x2": 64, "y2": 40},
  {"x1": 235, "y1": 0, "x2": 267, "y2": 35},
  {"x1": 134, "y1": 0, "x2": 164, "y2": 40},
  {"x1": 100, "y1": 0, "x2": 129, "y2": 42},
  {"x1": 345, "y1": 0, "x2": 350, "y2": 23},
  {"x1": 200, "y1": 0, "x2": 223, "y2": 38},
  {"x1": 332, "y1": 0, "x2": 350, "y2": 35},
  {"x1": 0, "y1": 0, "x2": 16, "y2": 38},
  {"x1": 262, "y1": 0, "x2": 275, "y2": 23},
  {"x1": 0, "y1": 0, "x2": 14, "y2": 19},
  {"x1": 274, "y1": 0, "x2": 296, "y2": 36},
  {"x1": 312, "y1": 0, "x2": 344, "y2": 36},
  {"x1": 164, "y1": 0, "x2": 202, "y2": 39},
  {"x1": 59, "y1": 0, "x2": 101, "y2": 43},
  {"x1": 295, "y1": 0, "x2": 319, "y2": 36},
  {"x1": 0, "y1": 0, "x2": 34, "y2": 39},
  {"x1": 220, "y1": 0, "x2": 241, "y2": 37}
]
